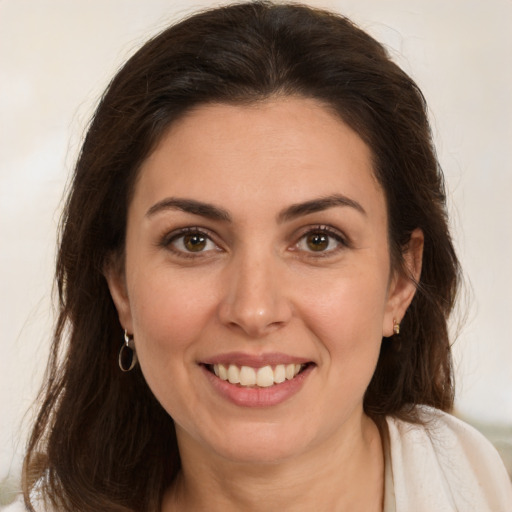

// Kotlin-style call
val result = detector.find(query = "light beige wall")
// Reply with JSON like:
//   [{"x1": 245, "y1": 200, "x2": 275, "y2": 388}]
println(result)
[{"x1": 1, "y1": 0, "x2": 511, "y2": 483}]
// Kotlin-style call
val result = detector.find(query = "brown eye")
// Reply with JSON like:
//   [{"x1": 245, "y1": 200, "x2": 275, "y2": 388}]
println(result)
[
  {"x1": 167, "y1": 229, "x2": 218, "y2": 255},
  {"x1": 183, "y1": 233, "x2": 207, "y2": 252},
  {"x1": 294, "y1": 227, "x2": 346, "y2": 255},
  {"x1": 306, "y1": 233, "x2": 329, "y2": 251}
]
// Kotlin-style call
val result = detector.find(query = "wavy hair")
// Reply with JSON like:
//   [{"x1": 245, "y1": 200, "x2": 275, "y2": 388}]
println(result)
[{"x1": 23, "y1": 2, "x2": 460, "y2": 510}]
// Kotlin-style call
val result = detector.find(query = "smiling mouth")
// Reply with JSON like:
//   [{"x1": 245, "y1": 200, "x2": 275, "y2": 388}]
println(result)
[{"x1": 205, "y1": 363, "x2": 311, "y2": 388}]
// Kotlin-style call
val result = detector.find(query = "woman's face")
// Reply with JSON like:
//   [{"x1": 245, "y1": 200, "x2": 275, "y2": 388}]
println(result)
[{"x1": 107, "y1": 97, "x2": 420, "y2": 464}]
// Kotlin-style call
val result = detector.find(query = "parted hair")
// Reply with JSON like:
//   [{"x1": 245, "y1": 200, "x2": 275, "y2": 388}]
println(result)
[{"x1": 23, "y1": 2, "x2": 460, "y2": 511}]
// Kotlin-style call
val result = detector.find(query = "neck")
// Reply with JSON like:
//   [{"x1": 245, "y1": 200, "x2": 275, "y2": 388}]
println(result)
[{"x1": 162, "y1": 413, "x2": 384, "y2": 512}]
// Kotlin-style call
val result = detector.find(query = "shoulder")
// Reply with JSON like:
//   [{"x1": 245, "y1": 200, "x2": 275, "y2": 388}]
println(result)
[
  {"x1": 0, "y1": 484, "x2": 52, "y2": 512},
  {"x1": 0, "y1": 496, "x2": 54, "y2": 512},
  {"x1": 385, "y1": 406, "x2": 512, "y2": 512},
  {"x1": 0, "y1": 496, "x2": 27, "y2": 512}
]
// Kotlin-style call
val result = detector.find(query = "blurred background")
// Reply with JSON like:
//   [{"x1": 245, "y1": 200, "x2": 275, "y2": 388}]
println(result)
[{"x1": 1, "y1": 0, "x2": 511, "y2": 504}]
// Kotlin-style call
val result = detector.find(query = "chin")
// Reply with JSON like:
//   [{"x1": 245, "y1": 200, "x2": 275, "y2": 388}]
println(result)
[{"x1": 205, "y1": 421, "x2": 315, "y2": 465}]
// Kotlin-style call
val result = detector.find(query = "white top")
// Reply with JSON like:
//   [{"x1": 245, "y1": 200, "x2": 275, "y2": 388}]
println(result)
[
  {"x1": 3, "y1": 407, "x2": 511, "y2": 511},
  {"x1": 383, "y1": 407, "x2": 512, "y2": 511}
]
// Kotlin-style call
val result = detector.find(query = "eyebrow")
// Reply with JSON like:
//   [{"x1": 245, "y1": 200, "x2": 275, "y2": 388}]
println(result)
[
  {"x1": 145, "y1": 193, "x2": 366, "y2": 222},
  {"x1": 277, "y1": 194, "x2": 366, "y2": 222},
  {"x1": 146, "y1": 198, "x2": 231, "y2": 221}
]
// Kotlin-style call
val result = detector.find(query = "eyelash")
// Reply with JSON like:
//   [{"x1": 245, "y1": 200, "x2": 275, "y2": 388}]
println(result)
[
  {"x1": 292, "y1": 225, "x2": 349, "y2": 257},
  {"x1": 160, "y1": 225, "x2": 349, "y2": 259},
  {"x1": 161, "y1": 227, "x2": 220, "y2": 259}
]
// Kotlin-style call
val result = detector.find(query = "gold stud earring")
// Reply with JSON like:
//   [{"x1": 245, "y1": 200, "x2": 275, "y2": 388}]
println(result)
[{"x1": 393, "y1": 319, "x2": 400, "y2": 336}]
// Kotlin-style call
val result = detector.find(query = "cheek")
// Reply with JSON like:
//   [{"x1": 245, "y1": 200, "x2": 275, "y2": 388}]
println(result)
[
  {"x1": 297, "y1": 267, "x2": 388, "y2": 365},
  {"x1": 127, "y1": 268, "x2": 218, "y2": 363},
  {"x1": 125, "y1": 269, "x2": 221, "y2": 418}
]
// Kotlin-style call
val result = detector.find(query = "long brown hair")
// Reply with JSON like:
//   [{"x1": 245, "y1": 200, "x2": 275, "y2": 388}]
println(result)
[{"x1": 23, "y1": 2, "x2": 460, "y2": 510}]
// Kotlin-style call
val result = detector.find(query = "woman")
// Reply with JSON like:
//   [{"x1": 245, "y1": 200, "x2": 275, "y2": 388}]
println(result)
[{"x1": 16, "y1": 1, "x2": 511, "y2": 511}]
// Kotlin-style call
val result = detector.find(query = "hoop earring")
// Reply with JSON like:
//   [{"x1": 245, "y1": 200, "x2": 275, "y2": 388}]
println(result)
[
  {"x1": 393, "y1": 319, "x2": 401, "y2": 336},
  {"x1": 118, "y1": 330, "x2": 138, "y2": 372}
]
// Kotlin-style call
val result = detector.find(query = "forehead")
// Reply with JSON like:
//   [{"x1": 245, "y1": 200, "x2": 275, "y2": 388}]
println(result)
[{"x1": 133, "y1": 97, "x2": 385, "y2": 221}]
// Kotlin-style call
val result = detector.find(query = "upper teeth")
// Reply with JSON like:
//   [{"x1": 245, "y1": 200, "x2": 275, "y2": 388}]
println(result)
[{"x1": 213, "y1": 363, "x2": 303, "y2": 387}]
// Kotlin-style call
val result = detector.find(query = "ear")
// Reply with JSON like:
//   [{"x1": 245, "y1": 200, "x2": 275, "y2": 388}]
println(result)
[
  {"x1": 382, "y1": 228, "x2": 424, "y2": 337},
  {"x1": 104, "y1": 254, "x2": 134, "y2": 333}
]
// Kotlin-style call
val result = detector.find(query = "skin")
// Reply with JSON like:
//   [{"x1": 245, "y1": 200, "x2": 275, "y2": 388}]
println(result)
[{"x1": 106, "y1": 97, "x2": 423, "y2": 511}]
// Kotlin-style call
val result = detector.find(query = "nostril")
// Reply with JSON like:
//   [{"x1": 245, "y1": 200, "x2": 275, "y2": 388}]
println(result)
[{"x1": 216, "y1": 277, "x2": 293, "y2": 337}]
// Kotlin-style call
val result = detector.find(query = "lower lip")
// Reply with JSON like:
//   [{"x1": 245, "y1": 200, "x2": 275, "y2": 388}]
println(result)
[{"x1": 201, "y1": 365, "x2": 314, "y2": 408}]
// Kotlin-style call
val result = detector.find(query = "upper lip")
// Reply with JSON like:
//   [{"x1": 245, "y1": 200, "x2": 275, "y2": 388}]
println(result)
[{"x1": 201, "y1": 352, "x2": 313, "y2": 368}]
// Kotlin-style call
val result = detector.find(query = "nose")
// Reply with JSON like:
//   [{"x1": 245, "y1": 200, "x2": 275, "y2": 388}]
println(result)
[{"x1": 217, "y1": 249, "x2": 293, "y2": 338}]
